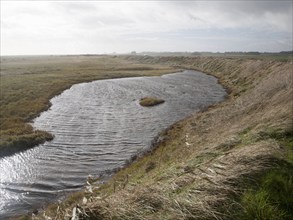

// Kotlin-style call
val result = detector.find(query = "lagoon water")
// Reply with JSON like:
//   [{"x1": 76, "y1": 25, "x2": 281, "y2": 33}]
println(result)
[{"x1": 0, "y1": 70, "x2": 226, "y2": 218}]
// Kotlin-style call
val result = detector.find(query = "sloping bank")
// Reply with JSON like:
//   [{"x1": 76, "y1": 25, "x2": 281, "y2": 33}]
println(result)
[{"x1": 33, "y1": 56, "x2": 292, "y2": 219}]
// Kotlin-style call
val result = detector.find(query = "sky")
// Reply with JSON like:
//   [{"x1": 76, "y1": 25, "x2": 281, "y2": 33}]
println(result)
[{"x1": 1, "y1": 0, "x2": 292, "y2": 55}]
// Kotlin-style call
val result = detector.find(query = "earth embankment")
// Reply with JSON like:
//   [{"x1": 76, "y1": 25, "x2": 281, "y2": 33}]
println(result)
[{"x1": 23, "y1": 56, "x2": 293, "y2": 219}]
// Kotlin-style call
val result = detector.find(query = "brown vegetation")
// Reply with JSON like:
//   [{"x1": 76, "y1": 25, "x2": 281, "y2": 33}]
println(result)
[
  {"x1": 139, "y1": 97, "x2": 165, "y2": 107},
  {"x1": 0, "y1": 55, "x2": 175, "y2": 157},
  {"x1": 12, "y1": 55, "x2": 293, "y2": 219}
]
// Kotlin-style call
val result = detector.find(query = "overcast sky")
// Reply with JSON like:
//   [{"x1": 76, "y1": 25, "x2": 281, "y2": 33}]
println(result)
[{"x1": 1, "y1": 0, "x2": 292, "y2": 55}]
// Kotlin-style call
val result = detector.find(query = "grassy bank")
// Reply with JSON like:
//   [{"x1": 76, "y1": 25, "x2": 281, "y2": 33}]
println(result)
[
  {"x1": 27, "y1": 55, "x2": 293, "y2": 220},
  {"x1": 6, "y1": 55, "x2": 292, "y2": 219},
  {"x1": 0, "y1": 55, "x2": 175, "y2": 157}
]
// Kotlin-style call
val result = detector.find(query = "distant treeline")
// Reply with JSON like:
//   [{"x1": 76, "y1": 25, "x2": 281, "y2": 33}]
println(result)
[
  {"x1": 279, "y1": 51, "x2": 293, "y2": 54},
  {"x1": 223, "y1": 51, "x2": 293, "y2": 55},
  {"x1": 135, "y1": 51, "x2": 293, "y2": 57}
]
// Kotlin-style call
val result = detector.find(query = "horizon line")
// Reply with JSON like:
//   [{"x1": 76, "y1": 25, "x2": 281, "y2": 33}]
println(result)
[{"x1": 1, "y1": 50, "x2": 292, "y2": 57}]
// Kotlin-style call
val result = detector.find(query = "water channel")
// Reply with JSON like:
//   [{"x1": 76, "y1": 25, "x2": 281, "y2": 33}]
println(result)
[{"x1": 0, "y1": 70, "x2": 226, "y2": 218}]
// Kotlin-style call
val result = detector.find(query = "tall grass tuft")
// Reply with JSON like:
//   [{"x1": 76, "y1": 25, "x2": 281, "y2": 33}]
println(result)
[
  {"x1": 262, "y1": 169, "x2": 293, "y2": 214},
  {"x1": 241, "y1": 189, "x2": 287, "y2": 220},
  {"x1": 238, "y1": 166, "x2": 293, "y2": 220}
]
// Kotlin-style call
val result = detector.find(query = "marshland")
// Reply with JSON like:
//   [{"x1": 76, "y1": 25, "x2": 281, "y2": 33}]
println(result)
[
  {"x1": 0, "y1": 54, "x2": 292, "y2": 220},
  {"x1": 0, "y1": 55, "x2": 174, "y2": 157},
  {"x1": 1, "y1": 1, "x2": 293, "y2": 219}
]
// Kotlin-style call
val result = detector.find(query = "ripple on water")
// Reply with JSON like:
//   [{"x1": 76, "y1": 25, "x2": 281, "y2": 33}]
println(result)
[{"x1": 0, "y1": 70, "x2": 226, "y2": 218}]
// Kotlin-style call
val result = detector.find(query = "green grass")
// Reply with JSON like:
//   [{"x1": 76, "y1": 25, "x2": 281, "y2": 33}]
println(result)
[
  {"x1": 0, "y1": 55, "x2": 175, "y2": 157},
  {"x1": 238, "y1": 166, "x2": 293, "y2": 220},
  {"x1": 227, "y1": 128, "x2": 293, "y2": 219},
  {"x1": 234, "y1": 131, "x2": 293, "y2": 220},
  {"x1": 241, "y1": 189, "x2": 287, "y2": 220}
]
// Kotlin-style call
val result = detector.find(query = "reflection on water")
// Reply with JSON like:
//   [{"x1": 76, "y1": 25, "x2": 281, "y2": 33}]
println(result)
[{"x1": 0, "y1": 70, "x2": 226, "y2": 218}]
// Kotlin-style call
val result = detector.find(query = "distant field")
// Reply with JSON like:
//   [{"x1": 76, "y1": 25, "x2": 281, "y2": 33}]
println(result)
[
  {"x1": 0, "y1": 55, "x2": 176, "y2": 157},
  {"x1": 139, "y1": 52, "x2": 293, "y2": 62}
]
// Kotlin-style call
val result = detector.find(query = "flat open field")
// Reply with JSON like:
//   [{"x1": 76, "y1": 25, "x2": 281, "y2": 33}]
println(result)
[{"x1": 0, "y1": 55, "x2": 176, "y2": 157}]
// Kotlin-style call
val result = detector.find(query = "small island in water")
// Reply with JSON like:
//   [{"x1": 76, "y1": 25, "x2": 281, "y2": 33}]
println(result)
[{"x1": 139, "y1": 97, "x2": 165, "y2": 107}]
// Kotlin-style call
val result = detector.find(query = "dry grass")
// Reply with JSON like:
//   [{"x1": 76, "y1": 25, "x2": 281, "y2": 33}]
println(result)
[
  {"x1": 17, "y1": 56, "x2": 293, "y2": 219},
  {"x1": 139, "y1": 97, "x2": 165, "y2": 107}
]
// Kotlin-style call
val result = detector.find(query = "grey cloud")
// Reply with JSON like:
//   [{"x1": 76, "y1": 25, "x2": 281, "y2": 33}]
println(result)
[
  {"x1": 230, "y1": 1, "x2": 292, "y2": 14},
  {"x1": 164, "y1": 1, "x2": 292, "y2": 21},
  {"x1": 164, "y1": 1, "x2": 291, "y2": 14},
  {"x1": 1, "y1": 1, "x2": 291, "y2": 55},
  {"x1": 208, "y1": 1, "x2": 291, "y2": 22}
]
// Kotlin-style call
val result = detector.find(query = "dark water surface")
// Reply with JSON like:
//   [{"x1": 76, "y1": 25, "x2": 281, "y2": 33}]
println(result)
[{"x1": 0, "y1": 70, "x2": 226, "y2": 218}]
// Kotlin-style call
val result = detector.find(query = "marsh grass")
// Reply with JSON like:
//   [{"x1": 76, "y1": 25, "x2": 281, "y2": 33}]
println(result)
[
  {"x1": 79, "y1": 56, "x2": 292, "y2": 220},
  {"x1": 241, "y1": 189, "x2": 287, "y2": 220},
  {"x1": 0, "y1": 55, "x2": 175, "y2": 157},
  {"x1": 13, "y1": 56, "x2": 293, "y2": 219},
  {"x1": 139, "y1": 97, "x2": 165, "y2": 107},
  {"x1": 226, "y1": 130, "x2": 293, "y2": 220},
  {"x1": 235, "y1": 165, "x2": 293, "y2": 220}
]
